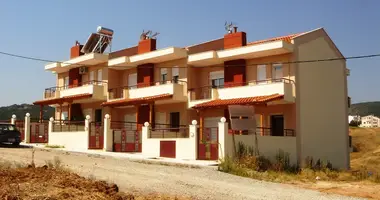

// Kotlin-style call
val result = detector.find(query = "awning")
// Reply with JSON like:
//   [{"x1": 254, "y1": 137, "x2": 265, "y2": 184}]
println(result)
[
  {"x1": 101, "y1": 94, "x2": 173, "y2": 107},
  {"x1": 33, "y1": 93, "x2": 93, "y2": 105},
  {"x1": 192, "y1": 94, "x2": 284, "y2": 109}
]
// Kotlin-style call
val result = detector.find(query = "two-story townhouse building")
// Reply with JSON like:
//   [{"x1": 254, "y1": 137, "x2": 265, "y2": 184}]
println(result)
[
  {"x1": 360, "y1": 115, "x2": 380, "y2": 128},
  {"x1": 33, "y1": 26, "x2": 349, "y2": 169}
]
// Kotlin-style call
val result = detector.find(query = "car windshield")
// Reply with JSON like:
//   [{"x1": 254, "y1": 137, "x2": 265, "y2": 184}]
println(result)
[{"x1": 0, "y1": 124, "x2": 16, "y2": 131}]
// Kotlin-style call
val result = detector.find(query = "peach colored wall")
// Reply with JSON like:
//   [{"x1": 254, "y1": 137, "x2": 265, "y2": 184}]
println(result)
[
  {"x1": 56, "y1": 64, "x2": 108, "y2": 87},
  {"x1": 255, "y1": 103, "x2": 296, "y2": 130},
  {"x1": 155, "y1": 103, "x2": 189, "y2": 125},
  {"x1": 189, "y1": 66, "x2": 224, "y2": 89},
  {"x1": 198, "y1": 103, "x2": 296, "y2": 130},
  {"x1": 110, "y1": 107, "x2": 136, "y2": 122},
  {"x1": 54, "y1": 102, "x2": 104, "y2": 121},
  {"x1": 294, "y1": 29, "x2": 349, "y2": 169},
  {"x1": 189, "y1": 53, "x2": 293, "y2": 90},
  {"x1": 57, "y1": 72, "x2": 68, "y2": 87},
  {"x1": 154, "y1": 58, "x2": 188, "y2": 83},
  {"x1": 108, "y1": 69, "x2": 123, "y2": 89},
  {"x1": 108, "y1": 103, "x2": 189, "y2": 125},
  {"x1": 246, "y1": 54, "x2": 293, "y2": 82}
]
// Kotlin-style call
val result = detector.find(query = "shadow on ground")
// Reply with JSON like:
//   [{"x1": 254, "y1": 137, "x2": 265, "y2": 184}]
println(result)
[{"x1": 0, "y1": 143, "x2": 32, "y2": 149}]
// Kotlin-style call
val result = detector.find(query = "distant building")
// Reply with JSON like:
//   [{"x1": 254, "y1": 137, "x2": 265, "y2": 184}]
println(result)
[
  {"x1": 348, "y1": 115, "x2": 361, "y2": 123},
  {"x1": 360, "y1": 115, "x2": 380, "y2": 128}
]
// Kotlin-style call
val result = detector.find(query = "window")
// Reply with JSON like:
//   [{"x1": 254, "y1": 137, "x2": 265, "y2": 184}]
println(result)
[
  {"x1": 257, "y1": 65, "x2": 266, "y2": 84},
  {"x1": 161, "y1": 68, "x2": 168, "y2": 83},
  {"x1": 172, "y1": 67, "x2": 179, "y2": 83},
  {"x1": 97, "y1": 69, "x2": 103, "y2": 85},
  {"x1": 212, "y1": 78, "x2": 224, "y2": 88},
  {"x1": 0, "y1": 124, "x2": 15, "y2": 131},
  {"x1": 272, "y1": 64, "x2": 283, "y2": 81},
  {"x1": 64, "y1": 77, "x2": 69, "y2": 89},
  {"x1": 89, "y1": 71, "x2": 95, "y2": 83},
  {"x1": 128, "y1": 73, "x2": 137, "y2": 89},
  {"x1": 61, "y1": 112, "x2": 68, "y2": 121},
  {"x1": 210, "y1": 71, "x2": 224, "y2": 88}
]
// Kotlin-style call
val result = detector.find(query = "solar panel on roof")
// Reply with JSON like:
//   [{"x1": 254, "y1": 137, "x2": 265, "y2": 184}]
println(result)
[{"x1": 81, "y1": 26, "x2": 114, "y2": 54}]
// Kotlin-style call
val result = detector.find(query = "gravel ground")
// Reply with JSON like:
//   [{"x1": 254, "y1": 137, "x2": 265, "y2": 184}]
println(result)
[{"x1": 0, "y1": 145, "x2": 365, "y2": 200}]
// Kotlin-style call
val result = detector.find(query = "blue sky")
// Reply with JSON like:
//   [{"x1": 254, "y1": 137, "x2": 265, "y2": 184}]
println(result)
[{"x1": 0, "y1": 0, "x2": 379, "y2": 106}]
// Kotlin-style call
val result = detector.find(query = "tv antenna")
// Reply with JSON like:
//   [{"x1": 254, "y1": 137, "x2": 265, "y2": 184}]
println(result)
[
  {"x1": 225, "y1": 21, "x2": 237, "y2": 34},
  {"x1": 140, "y1": 30, "x2": 159, "y2": 40}
]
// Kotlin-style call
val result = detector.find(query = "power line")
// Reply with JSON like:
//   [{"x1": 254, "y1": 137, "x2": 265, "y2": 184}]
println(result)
[{"x1": 0, "y1": 50, "x2": 379, "y2": 69}]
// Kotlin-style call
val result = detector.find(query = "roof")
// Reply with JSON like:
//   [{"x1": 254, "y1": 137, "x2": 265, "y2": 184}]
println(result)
[
  {"x1": 248, "y1": 33, "x2": 304, "y2": 45},
  {"x1": 33, "y1": 93, "x2": 92, "y2": 105},
  {"x1": 192, "y1": 94, "x2": 284, "y2": 109},
  {"x1": 101, "y1": 94, "x2": 172, "y2": 107}
]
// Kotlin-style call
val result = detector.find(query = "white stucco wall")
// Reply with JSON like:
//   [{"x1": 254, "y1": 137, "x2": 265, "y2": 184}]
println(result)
[
  {"x1": 219, "y1": 121, "x2": 297, "y2": 165},
  {"x1": 216, "y1": 82, "x2": 287, "y2": 100},
  {"x1": 48, "y1": 131, "x2": 88, "y2": 150},
  {"x1": 141, "y1": 124, "x2": 197, "y2": 160}
]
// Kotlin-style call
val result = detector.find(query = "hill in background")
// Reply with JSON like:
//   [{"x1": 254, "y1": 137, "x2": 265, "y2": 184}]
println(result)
[
  {"x1": 0, "y1": 104, "x2": 54, "y2": 120},
  {"x1": 349, "y1": 101, "x2": 380, "y2": 117}
]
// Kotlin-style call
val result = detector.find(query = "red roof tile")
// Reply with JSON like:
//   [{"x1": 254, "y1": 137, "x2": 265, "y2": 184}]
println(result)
[
  {"x1": 192, "y1": 94, "x2": 284, "y2": 109},
  {"x1": 102, "y1": 94, "x2": 173, "y2": 107},
  {"x1": 248, "y1": 33, "x2": 304, "y2": 45},
  {"x1": 33, "y1": 93, "x2": 92, "y2": 105}
]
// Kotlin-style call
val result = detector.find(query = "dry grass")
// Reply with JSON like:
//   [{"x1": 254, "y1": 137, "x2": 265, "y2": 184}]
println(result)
[
  {"x1": 0, "y1": 153, "x2": 191, "y2": 200},
  {"x1": 219, "y1": 128, "x2": 380, "y2": 199},
  {"x1": 350, "y1": 127, "x2": 380, "y2": 173}
]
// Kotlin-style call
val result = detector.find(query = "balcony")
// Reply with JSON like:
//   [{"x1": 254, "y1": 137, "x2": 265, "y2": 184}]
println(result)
[
  {"x1": 45, "y1": 53, "x2": 108, "y2": 73},
  {"x1": 108, "y1": 47, "x2": 188, "y2": 69},
  {"x1": 188, "y1": 40, "x2": 294, "y2": 67},
  {"x1": 43, "y1": 81, "x2": 107, "y2": 102},
  {"x1": 188, "y1": 78, "x2": 295, "y2": 108},
  {"x1": 107, "y1": 80, "x2": 187, "y2": 104}
]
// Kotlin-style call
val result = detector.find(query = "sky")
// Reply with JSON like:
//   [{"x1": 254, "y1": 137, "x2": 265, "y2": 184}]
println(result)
[{"x1": 0, "y1": 0, "x2": 379, "y2": 106}]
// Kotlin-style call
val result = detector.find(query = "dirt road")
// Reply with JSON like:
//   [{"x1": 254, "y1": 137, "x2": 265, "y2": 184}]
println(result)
[{"x1": 0, "y1": 146, "x2": 363, "y2": 200}]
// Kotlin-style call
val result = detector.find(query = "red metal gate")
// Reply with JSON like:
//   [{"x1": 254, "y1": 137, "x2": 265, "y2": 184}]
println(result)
[
  {"x1": 89, "y1": 122, "x2": 104, "y2": 149},
  {"x1": 30, "y1": 122, "x2": 49, "y2": 143},
  {"x1": 112, "y1": 121, "x2": 141, "y2": 152},
  {"x1": 15, "y1": 120, "x2": 25, "y2": 141},
  {"x1": 198, "y1": 127, "x2": 218, "y2": 160}
]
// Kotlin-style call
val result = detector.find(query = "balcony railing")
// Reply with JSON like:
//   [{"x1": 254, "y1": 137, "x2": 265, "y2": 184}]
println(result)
[
  {"x1": 52, "y1": 120, "x2": 86, "y2": 132},
  {"x1": 150, "y1": 123, "x2": 188, "y2": 138},
  {"x1": 188, "y1": 86, "x2": 214, "y2": 101},
  {"x1": 44, "y1": 80, "x2": 107, "y2": 99},
  {"x1": 229, "y1": 127, "x2": 295, "y2": 137},
  {"x1": 188, "y1": 78, "x2": 294, "y2": 101},
  {"x1": 108, "y1": 79, "x2": 187, "y2": 100}
]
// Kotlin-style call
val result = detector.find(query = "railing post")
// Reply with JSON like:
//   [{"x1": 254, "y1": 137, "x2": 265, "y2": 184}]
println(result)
[
  {"x1": 11, "y1": 114, "x2": 16, "y2": 125},
  {"x1": 103, "y1": 114, "x2": 112, "y2": 152},
  {"x1": 218, "y1": 117, "x2": 230, "y2": 160},
  {"x1": 189, "y1": 120, "x2": 198, "y2": 160},
  {"x1": 24, "y1": 113, "x2": 31, "y2": 143},
  {"x1": 48, "y1": 117, "x2": 54, "y2": 145},
  {"x1": 85, "y1": 115, "x2": 91, "y2": 148},
  {"x1": 141, "y1": 122, "x2": 150, "y2": 155}
]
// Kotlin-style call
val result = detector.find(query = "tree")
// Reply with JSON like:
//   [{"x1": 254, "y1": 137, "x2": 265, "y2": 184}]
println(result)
[{"x1": 349, "y1": 120, "x2": 361, "y2": 127}]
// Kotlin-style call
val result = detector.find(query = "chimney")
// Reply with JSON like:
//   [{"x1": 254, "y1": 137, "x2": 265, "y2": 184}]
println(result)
[
  {"x1": 223, "y1": 27, "x2": 247, "y2": 49},
  {"x1": 70, "y1": 41, "x2": 84, "y2": 59},
  {"x1": 138, "y1": 38, "x2": 157, "y2": 54}
]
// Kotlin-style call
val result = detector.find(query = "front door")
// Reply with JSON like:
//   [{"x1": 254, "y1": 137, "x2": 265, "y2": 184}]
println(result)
[
  {"x1": 95, "y1": 109, "x2": 102, "y2": 123},
  {"x1": 271, "y1": 115, "x2": 284, "y2": 136}
]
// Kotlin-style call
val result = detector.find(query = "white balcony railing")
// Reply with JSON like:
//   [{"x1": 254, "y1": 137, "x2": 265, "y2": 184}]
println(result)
[
  {"x1": 44, "y1": 81, "x2": 107, "y2": 101},
  {"x1": 188, "y1": 78, "x2": 295, "y2": 108},
  {"x1": 107, "y1": 80, "x2": 187, "y2": 102}
]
